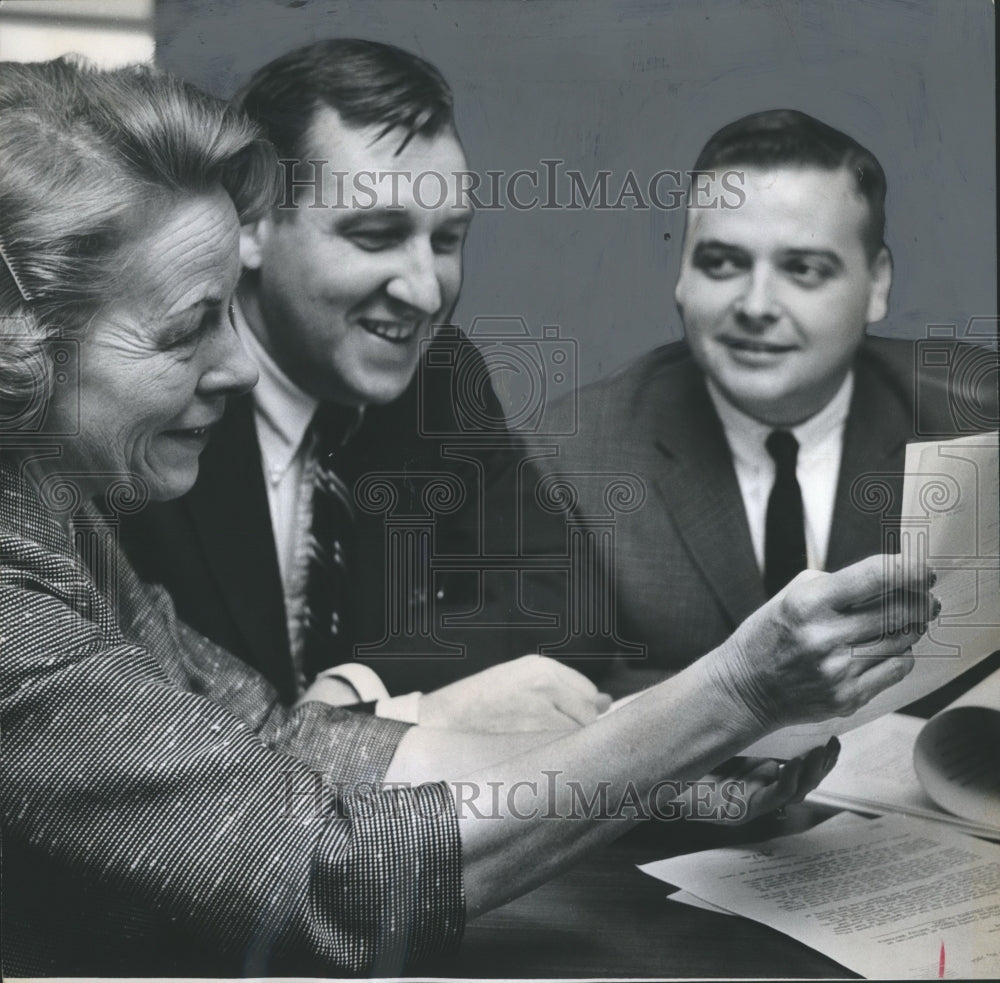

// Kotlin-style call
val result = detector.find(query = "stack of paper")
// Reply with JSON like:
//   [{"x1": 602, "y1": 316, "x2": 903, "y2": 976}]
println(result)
[
  {"x1": 806, "y1": 669, "x2": 1000, "y2": 841},
  {"x1": 641, "y1": 813, "x2": 1000, "y2": 979}
]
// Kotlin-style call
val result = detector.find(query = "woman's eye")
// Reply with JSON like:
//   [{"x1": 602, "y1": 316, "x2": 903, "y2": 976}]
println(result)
[
  {"x1": 166, "y1": 329, "x2": 201, "y2": 351},
  {"x1": 164, "y1": 312, "x2": 214, "y2": 352}
]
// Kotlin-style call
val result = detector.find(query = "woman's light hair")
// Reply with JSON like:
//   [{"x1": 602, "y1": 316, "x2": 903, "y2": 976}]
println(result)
[{"x1": 0, "y1": 57, "x2": 279, "y2": 430}]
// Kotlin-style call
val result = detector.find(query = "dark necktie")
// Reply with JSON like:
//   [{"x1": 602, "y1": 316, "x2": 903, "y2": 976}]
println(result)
[
  {"x1": 299, "y1": 403, "x2": 358, "y2": 686},
  {"x1": 764, "y1": 429, "x2": 807, "y2": 597}
]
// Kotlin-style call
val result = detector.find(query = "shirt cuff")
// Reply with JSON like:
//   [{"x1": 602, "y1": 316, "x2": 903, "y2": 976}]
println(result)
[
  {"x1": 375, "y1": 691, "x2": 422, "y2": 725},
  {"x1": 315, "y1": 662, "x2": 391, "y2": 703}
]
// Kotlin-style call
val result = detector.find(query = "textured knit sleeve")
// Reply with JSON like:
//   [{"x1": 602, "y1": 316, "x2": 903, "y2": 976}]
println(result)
[{"x1": 0, "y1": 478, "x2": 465, "y2": 976}]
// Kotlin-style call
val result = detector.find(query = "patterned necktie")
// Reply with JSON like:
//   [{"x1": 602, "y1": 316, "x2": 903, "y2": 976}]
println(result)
[
  {"x1": 299, "y1": 403, "x2": 358, "y2": 686},
  {"x1": 764, "y1": 429, "x2": 807, "y2": 597}
]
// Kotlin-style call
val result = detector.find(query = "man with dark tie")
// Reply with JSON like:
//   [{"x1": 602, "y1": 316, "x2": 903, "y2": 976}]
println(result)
[
  {"x1": 119, "y1": 39, "x2": 610, "y2": 728},
  {"x1": 513, "y1": 109, "x2": 996, "y2": 694}
]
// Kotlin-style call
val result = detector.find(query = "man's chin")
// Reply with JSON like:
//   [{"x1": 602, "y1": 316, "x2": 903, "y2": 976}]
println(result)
[
  {"x1": 362, "y1": 383, "x2": 415, "y2": 407},
  {"x1": 347, "y1": 365, "x2": 422, "y2": 407},
  {"x1": 714, "y1": 381, "x2": 802, "y2": 427}
]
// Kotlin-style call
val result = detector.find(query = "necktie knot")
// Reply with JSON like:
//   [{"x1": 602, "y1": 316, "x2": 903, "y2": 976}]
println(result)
[
  {"x1": 766, "y1": 429, "x2": 799, "y2": 471},
  {"x1": 312, "y1": 402, "x2": 360, "y2": 454}
]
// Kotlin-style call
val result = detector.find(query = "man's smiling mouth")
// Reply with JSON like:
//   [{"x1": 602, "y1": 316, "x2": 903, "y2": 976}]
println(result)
[
  {"x1": 720, "y1": 337, "x2": 797, "y2": 354},
  {"x1": 358, "y1": 318, "x2": 420, "y2": 343}
]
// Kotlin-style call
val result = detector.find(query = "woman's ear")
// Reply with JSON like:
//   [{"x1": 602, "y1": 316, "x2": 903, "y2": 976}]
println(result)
[{"x1": 239, "y1": 216, "x2": 273, "y2": 271}]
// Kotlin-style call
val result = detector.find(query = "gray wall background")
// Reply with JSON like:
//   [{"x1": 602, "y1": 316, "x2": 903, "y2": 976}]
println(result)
[{"x1": 157, "y1": 0, "x2": 996, "y2": 391}]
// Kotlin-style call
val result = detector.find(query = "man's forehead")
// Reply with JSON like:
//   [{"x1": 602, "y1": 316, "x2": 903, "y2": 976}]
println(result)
[
  {"x1": 304, "y1": 103, "x2": 465, "y2": 167},
  {"x1": 683, "y1": 165, "x2": 870, "y2": 250},
  {"x1": 271, "y1": 104, "x2": 472, "y2": 218}
]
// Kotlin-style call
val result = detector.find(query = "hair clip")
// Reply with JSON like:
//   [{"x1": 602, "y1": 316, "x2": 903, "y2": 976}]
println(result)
[{"x1": 0, "y1": 234, "x2": 33, "y2": 305}]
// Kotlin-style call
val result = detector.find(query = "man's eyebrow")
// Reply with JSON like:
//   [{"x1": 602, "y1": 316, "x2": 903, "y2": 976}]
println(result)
[
  {"x1": 334, "y1": 208, "x2": 474, "y2": 230},
  {"x1": 438, "y1": 209, "x2": 474, "y2": 226},
  {"x1": 779, "y1": 248, "x2": 844, "y2": 270},
  {"x1": 335, "y1": 209, "x2": 413, "y2": 229},
  {"x1": 691, "y1": 240, "x2": 748, "y2": 256}
]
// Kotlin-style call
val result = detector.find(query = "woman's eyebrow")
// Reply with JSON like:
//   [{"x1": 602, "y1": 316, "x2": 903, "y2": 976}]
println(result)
[{"x1": 162, "y1": 296, "x2": 224, "y2": 326}]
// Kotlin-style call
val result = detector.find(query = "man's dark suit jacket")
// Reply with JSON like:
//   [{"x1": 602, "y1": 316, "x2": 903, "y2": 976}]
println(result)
[
  {"x1": 119, "y1": 329, "x2": 509, "y2": 704},
  {"x1": 509, "y1": 334, "x2": 997, "y2": 684}
]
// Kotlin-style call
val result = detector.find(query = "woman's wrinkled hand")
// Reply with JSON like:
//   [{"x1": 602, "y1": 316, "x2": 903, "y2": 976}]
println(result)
[
  {"x1": 707, "y1": 554, "x2": 937, "y2": 734},
  {"x1": 698, "y1": 739, "x2": 841, "y2": 825}
]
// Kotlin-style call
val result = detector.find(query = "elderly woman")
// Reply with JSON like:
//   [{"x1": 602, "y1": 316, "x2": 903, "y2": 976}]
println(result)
[{"x1": 0, "y1": 58, "x2": 932, "y2": 977}]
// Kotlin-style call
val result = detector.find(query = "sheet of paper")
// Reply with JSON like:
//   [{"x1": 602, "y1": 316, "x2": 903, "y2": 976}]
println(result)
[
  {"x1": 915, "y1": 669, "x2": 1000, "y2": 830},
  {"x1": 640, "y1": 813, "x2": 1000, "y2": 979},
  {"x1": 667, "y1": 815, "x2": 859, "y2": 917},
  {"x1": 747, "y1": 432, "x2": 1000, "y2": 758},
  {"x1": 667, "y1": 889, "x2": 735, "y2": 915},
  {"x1": 807, "y1": 711, "x2": 1000, "y2": 839}
]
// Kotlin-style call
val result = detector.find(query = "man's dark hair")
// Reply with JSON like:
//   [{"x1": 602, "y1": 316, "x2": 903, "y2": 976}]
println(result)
[
  {"x1": 694, "y1": 109, "x2": 887, "y2": 261},
  {"x1": 234, "y1": 38, "x2": 455, "y2": 161}
]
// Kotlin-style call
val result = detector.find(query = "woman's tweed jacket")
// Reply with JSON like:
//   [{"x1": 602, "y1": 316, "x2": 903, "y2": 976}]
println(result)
[{"x1": 0, "y1": 456, "x2": 464, "y2": 976}]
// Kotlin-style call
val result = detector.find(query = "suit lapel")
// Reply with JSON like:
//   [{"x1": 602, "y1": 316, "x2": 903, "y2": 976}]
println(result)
[
  {"x1": 183, "y1": 394, "x2": 292, "y2": 684},
  {"x1": 648, "y1": 363, "x2": 767, "y2": 627},
  {"x1": 826, "y1": 350, "x2": 910, "y2": 570}
]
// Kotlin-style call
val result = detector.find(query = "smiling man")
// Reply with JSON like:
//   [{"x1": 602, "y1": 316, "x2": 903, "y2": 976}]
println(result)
[
  {"x1": 514, "y1": 109, "x2": 996, "y2": 693},
  {"x1": 237, "y1": 101, "x2": 471, "y2": 409},
  {"x1": 673, "y1": 131, "x2": 893, "y2": 591},
  {"x1": 118, "y1": 39, "x2": 611, "y2": 727}
]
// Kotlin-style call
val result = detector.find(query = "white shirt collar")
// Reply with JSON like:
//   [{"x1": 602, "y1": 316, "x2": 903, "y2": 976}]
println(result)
[
  {"x1": 706, "y1": 370, "x2": 855, "y2": 470},
  {"x1": 233, "y1": 298, "x2": 317, "y2": 480}
]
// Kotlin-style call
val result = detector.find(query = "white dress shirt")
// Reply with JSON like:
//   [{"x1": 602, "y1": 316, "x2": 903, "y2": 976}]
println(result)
[
  {"x1": 706, "y1": 372, "x2": 855, "y2": 573},
  {"x1": 233, "y1": 303, "x2": 420, "y2": 721}
]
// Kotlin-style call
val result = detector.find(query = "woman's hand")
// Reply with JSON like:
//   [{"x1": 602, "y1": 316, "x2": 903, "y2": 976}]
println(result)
[
  {"x1": 697, "y1": 739, "x2": 841, "y2": 825},
  {"x1": 706, "y1": 554, "x2": 936, "y2": 734}
]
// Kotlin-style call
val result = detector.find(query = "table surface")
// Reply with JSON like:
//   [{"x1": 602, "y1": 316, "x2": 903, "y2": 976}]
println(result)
[{"x1": 420, "y1": 803, "x2": 857, "y2": 980}]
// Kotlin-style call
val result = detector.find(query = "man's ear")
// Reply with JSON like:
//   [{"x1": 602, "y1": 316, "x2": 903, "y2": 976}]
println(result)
[
  {"x1": 674, "y1": 255, "x2": 691, "y2": 317},
  {"x1": 239, "y1": 215, "x2": 273, "y2": 271},
  {"x1": 673, "y1": 210, "x2": 696, "y2": 320},
  {"x1": 866, "y1": 246, "x2": 893, "y2": 324}
]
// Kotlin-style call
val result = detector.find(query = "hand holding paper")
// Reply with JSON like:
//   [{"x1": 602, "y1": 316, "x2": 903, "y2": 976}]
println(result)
[
  {"x1": 746, "y1": 432, "x2": 1000, "y2": 757},
  {"x1": 707, "y1": 550, "x2": 932, "y2": 733}
]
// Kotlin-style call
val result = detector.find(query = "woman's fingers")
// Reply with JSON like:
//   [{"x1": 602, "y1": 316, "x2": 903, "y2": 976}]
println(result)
[
  {"x1": 819, "y1": 554, "x2": 934, "y2": 612},
  {"x1": 828, "y1": 591, "x2": 938, "y2": 645},
  {"x1": 743, "y1": 757, "x2": 801, "y2": 821},
  {"x1": 790, "y1": 738, "x2": 840, "y2": 802},
  {"x1": 847, "y1": 651, "x2": 916, "y2": 709},
  {"x1": 848, "y1": 623, "x2": 926, "y2": 660},
  {"x1": 744, "y1": 740, "x2": 841, "y2": 820}
]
